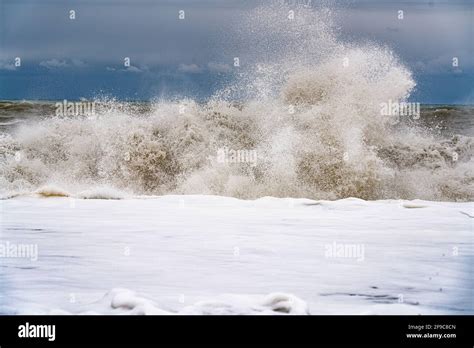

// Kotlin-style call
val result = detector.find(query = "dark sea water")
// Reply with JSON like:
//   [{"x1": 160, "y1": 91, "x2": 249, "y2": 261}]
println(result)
[{"x1": 1, "y1": 100, "x2": 473, "y2": 136}]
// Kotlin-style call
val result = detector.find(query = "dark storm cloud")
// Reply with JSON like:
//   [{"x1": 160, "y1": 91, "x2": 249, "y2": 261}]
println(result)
[
  {"x1": 0, "y1": 0, "x2": 472, "y2": 102},
  {"x1": 0, "y1": 0, "x2": 247, "y2": 65}
]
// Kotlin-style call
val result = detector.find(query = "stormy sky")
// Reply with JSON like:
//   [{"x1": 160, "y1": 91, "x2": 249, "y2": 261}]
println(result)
[{"x1": 0, "y1": 0, "x2": 472, "y2": 103}]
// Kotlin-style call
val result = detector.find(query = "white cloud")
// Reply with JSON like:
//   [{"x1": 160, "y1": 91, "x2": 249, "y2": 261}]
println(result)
[
  {"x1": 39, "y1": 58, "x2": 87, "y2": 69},
  {"x1": 207, "y1": 62, "x2": 232, "y2": 73},
  {"x1": 71, "y1": 59, "x2": 87, "y2": 67},
  {"x1": 106, "y1": 65, "x2": 149, "y2": 73},
  {"x1": 0, "y1": 60, "x2": 16, "y2": 71},
  {"x1": 178, "y1": 63, "x2": 203, "y2": 74},
  {"x1": 125, "y1": 65, "x2": 143, "y2": 73},
  {"x1": 125, "y1": 65, "x2": 149, "y2": 73},
  {"x1": 39, "y1": 59, "x2": 69, "y2": 69}
]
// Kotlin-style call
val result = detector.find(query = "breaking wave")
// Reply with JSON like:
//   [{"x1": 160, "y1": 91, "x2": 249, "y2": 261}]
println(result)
[{"x1": 0, "y1": 3, "x2": 472, "y2": 201}]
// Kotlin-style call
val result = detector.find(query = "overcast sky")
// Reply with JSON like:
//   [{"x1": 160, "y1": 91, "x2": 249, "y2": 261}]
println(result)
[{"x1": 0, "y1": 0, "x2": 472, "y2": 103}]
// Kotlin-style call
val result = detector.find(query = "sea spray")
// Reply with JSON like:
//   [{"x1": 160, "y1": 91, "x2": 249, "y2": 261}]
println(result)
[{"x1": 0, "y1": 3, "x2": 472, "y2": 201}]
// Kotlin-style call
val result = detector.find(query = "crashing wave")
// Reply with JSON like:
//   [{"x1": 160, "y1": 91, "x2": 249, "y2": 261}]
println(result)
[{"x1": 0, "y1": 3, "x2": 472, "y2": 201}]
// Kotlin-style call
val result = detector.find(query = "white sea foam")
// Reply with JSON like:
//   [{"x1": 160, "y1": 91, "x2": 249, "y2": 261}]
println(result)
[
  {"x1": 2, "y1": 195, "x2": 471, "y2": 315},
  {"x1": 57, "y1": 289, "x2": 310, "y2": 315},
  {"x1": 77, "y1": 186, "x2": 127, "y2": 200}
]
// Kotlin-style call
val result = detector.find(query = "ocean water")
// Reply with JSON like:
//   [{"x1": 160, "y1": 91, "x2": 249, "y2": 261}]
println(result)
[{"x1": 0, "y1": 3, "x2": 472, "y2": 315}]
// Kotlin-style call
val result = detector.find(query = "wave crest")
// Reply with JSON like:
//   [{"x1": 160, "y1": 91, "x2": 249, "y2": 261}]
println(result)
[{"x1": 0, "y1": 4, "x2": 472, "y2": 201}]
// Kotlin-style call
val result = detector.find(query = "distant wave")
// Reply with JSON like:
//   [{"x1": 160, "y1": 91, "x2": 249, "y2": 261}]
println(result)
[{"x1": 0, "y1": 3, "x2": 472, "y2": 201}]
